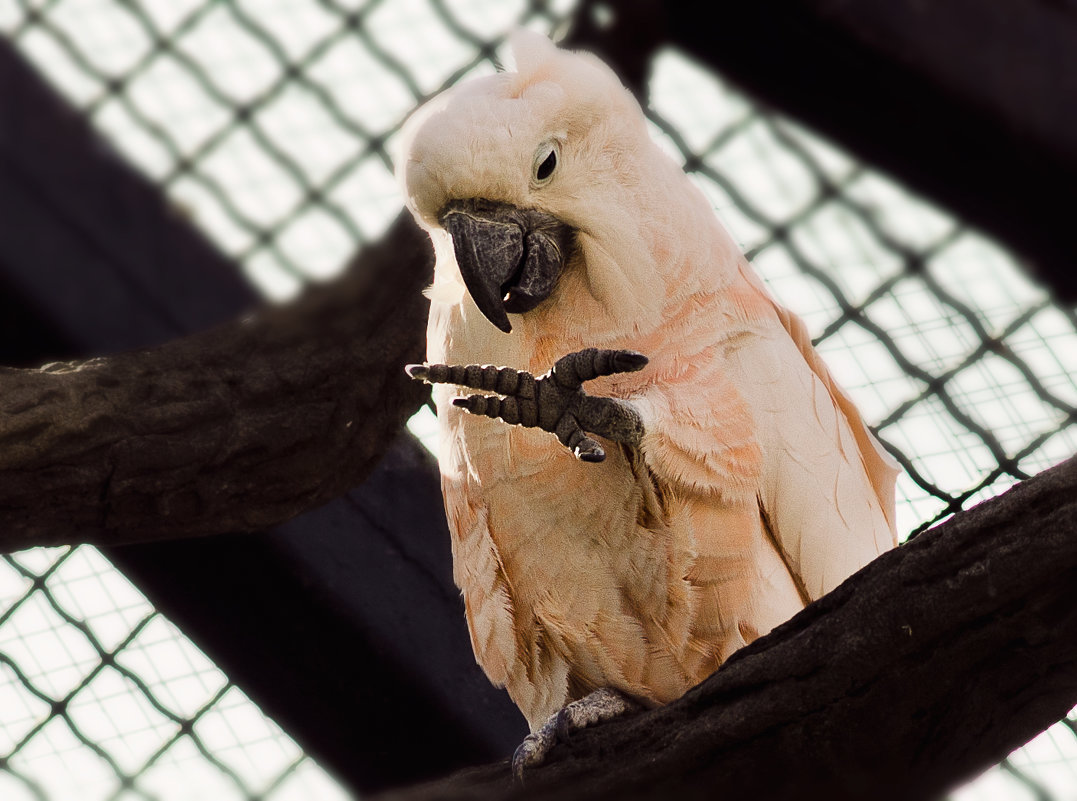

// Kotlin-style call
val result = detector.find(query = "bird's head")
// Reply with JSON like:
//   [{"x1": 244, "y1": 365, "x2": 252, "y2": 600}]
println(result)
[{"x1": 396, "y1": 31, "x2": 659, "y2": 335}]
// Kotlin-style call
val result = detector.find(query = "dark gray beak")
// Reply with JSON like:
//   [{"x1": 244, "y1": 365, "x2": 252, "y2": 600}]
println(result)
[{"x1": 439, "y1": 198, "x2": 573, "y2": 333}]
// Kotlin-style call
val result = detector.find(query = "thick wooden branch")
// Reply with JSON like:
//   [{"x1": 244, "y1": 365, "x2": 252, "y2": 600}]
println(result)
[
  {"x1": 386, "y1": 456, "x2": 1077, "y2": 801},
  {"x1": 0, "y1": 212, "x2": 433, "y2": 550}
]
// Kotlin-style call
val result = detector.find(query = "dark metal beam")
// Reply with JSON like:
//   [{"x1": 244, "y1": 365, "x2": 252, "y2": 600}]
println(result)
[{"x1": 636, "y1": 0, "x2": 1077, "y2": 303}]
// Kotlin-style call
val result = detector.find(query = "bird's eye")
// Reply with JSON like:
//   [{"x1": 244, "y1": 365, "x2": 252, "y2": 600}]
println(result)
[
  {"x1": 537, "y1": 150, "x2": 556, "y2": 180},
  {"x1": 532, "y1": 141, "x2": 559, "y2": 185}
]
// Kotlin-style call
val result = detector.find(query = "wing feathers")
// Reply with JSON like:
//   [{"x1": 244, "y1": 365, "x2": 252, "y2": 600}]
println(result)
[{"x1": 730, "y1": 264, "x2": 899, "y2": 598}]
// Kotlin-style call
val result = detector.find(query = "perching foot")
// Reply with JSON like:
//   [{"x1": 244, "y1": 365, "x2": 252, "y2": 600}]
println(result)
[
  {"x1": 511, "y1": 687, "x2": 640, "y2": 781},
  {"x1": 406, "y1": 348, "x2": 647, "y2": 462}
]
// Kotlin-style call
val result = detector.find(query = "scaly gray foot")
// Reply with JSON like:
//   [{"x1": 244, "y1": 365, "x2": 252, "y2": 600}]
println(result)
[
  {"x1": 406, "y1": 348, "x2": 647, "y2": 462},
  {"x1": 512, "y1": 688, "x2": 640, "y2": 781}
]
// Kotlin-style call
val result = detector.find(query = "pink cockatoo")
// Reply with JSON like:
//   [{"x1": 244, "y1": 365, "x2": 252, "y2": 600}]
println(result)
[{"x1": 398, "y1": 31, "x2": 900, "y2": 771}]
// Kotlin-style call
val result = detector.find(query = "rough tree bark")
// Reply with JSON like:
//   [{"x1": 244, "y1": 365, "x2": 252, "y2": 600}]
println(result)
[
  {"x1": 383, "y1": 455, "x2": 1077, "y2": 801},
  {"x1": 0, "y1": 211, "x2": 433, "y2": 550}
]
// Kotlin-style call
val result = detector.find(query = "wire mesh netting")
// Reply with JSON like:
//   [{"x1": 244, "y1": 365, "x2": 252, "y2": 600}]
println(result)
[
  {"x1": 1, "y1": 1, "x2": 1076, "y2": 799},
  {"x1": 0, "y1": 546, "x2": 350, "y2": 801}
]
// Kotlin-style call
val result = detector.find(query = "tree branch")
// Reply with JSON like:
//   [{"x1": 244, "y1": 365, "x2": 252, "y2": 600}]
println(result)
[
  {"x1": 384, "y1": 455, "x2": 1077, "y2": 801},
  {"x1": 0, "y1": 211, "x2": 433, "y2": 550}
]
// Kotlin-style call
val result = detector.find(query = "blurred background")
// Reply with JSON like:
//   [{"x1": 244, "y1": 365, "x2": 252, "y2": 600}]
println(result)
[{"x1": 0, "y1": 0, "x2": 1075, "y2": 799}]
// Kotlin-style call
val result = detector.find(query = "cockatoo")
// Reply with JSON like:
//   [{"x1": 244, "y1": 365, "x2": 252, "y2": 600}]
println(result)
[{"x1": 398, "y1": 31, "x2": 900, "y2": 772}]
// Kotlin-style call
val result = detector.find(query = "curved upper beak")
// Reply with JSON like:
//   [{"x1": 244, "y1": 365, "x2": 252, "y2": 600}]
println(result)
[{"x1": 439, "y1": 199, "x2": 573, "y2": 333}]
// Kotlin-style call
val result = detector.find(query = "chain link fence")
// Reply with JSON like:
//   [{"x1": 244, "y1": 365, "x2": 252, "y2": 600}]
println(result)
[{"x1": 1, "y1": 0, "x2": 1076, "y2": 799}]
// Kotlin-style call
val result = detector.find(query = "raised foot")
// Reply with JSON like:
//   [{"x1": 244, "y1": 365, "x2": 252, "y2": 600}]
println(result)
[
  {"x1": 406, "y1": 348, "x2": 648, "y2": 462},
  {"x1": 512, "y1": 688, "x2": 640, "y2": 781}
]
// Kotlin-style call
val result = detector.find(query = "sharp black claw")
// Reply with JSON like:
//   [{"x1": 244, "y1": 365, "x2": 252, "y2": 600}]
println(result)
[
  {"x1": 512, "y1": 731, "x2": 550, "y2": 784},
  {"x1": 614, "y1": 351, "x2": 649, "y2": 371},
  {"x1": 576, "y1": 442, "x2": 606, "y2": 462},
  {"x1": 405, "y1": 363, "x2": 429, "y2": 380}
]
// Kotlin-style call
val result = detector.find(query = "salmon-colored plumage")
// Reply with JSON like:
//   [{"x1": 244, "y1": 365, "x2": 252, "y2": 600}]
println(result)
[{"x1": 397, "y1": 32, "x2": 900, "y2": 732}]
